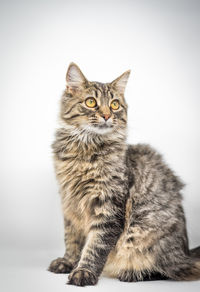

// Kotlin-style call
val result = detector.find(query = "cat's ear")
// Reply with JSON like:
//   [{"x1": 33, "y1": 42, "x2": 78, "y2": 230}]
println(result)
[
  {"x1": 111, "y1": 70, "x2": 131, "y2": 94},
  {"x1": 66, "y1": 62, "x2": 87, "y2": 90}
]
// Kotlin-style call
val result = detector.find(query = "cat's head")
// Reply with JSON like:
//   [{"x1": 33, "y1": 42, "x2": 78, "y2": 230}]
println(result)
[{"x1": 60, "y1": 63, "x2": 130, "y2": 138}]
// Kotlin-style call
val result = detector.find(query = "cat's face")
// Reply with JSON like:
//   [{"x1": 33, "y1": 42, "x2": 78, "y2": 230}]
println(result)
[{"x1": 60, "y1": 63, "x2": 130, "y2": 136}]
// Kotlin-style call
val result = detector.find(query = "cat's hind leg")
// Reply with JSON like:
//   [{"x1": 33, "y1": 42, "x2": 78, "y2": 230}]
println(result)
[
  {"x1": 118, "y1": 270, "x2": 138, "y2": 282},
  {"x1": 161, "y1": 257, "x2": 200, "y2": 281},
  {"x1": 118, "y1": 269, "x2": 168, "y2": 282}
]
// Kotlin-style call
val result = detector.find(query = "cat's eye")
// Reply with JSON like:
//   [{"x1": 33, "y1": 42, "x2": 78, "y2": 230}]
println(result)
[
  {"x1": 85, "y1": 97, "x2": 97, "y2": 108},
  {"x1": 110, "y1": 100, "x2": 120, "y2": 110}
]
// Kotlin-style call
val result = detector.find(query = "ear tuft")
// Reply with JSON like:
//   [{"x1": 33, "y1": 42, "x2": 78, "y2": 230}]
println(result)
[
  {"x1": 66, "y1": 63, "x2": 87, "y2": 89},
  {"x1": 111, "y1": 70, "x2": 131, "y2": 94}
]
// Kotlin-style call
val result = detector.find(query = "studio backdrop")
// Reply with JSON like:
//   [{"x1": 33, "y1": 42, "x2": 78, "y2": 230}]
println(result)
[{"x1": 0, "y1": 0, "x2": 200, "y2": 266}]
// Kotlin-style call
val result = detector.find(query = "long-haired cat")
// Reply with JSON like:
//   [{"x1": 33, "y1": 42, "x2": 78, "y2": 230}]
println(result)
[{"x1": 48, "y1": 63, "x2": 200, "y2": 286}]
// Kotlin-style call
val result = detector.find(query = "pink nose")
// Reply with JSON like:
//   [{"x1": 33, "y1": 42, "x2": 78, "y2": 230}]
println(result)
[{"x1": 102, "y1": 114, "x2": 111, "y2": 121}]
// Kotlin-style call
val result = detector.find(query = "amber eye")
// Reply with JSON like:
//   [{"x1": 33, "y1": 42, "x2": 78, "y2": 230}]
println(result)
[
  {"x1": 110, "y1": 100, "x2": 120, "y2": 110},
  {"x1": 85, "y1": 97, "x2": 97, "y2": 108}
]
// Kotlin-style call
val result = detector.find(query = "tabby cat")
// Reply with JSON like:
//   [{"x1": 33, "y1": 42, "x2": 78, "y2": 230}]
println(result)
[{"x1": 48, "y1": 63, "x2": 200, "y2": 286}]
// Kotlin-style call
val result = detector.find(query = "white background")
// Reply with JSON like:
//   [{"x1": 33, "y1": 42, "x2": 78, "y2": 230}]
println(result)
[{"x1": 0, "y1": 0, "x2": 200, "y2": 291}]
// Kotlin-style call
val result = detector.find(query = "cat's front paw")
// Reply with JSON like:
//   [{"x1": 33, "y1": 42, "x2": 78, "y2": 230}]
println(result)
[
  {"x1": 48, "y1": 257, "x2": 73, "y2": 274},
  {"x1": 68, "y1": 268, "x2": 98, "y2": 286}
]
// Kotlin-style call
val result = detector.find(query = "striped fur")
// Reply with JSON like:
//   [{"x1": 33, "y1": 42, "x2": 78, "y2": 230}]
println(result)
[{"x1": 48, "y1": 63, "x2": 200, "y2": 286}]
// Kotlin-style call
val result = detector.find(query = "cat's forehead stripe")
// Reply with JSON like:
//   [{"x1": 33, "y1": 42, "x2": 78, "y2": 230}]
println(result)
[
  {"x1": 108, "y1": 91, "x2": 114, "y2": 99},
  {"x1": 94, "y1": 90, "x2": 98, "y2": 98},
  {"x1": 92, "y1": 83, "x2": 103, "y2": 93},
  {"x1": 90, "y1": 83, "x2": 110, "y2": 100},
  {"x1": 91, "y1": 89, "x2": 100, "y2": 98}
]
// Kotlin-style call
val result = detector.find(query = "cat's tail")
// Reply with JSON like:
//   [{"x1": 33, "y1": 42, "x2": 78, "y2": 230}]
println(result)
[
  {"x1": 190, "y1": 246, "x2": 200, "y2": 258},
  {"x1": 164, "y1": 247, "x2": 200, "y2": 281}
]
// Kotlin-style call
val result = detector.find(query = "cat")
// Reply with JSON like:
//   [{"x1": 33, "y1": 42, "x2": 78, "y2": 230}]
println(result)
[{"x1": 48, "y1": 63, "x2": 200, "y2": 286}]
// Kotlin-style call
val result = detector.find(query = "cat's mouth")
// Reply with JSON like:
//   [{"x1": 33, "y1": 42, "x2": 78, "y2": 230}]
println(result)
[
  {"x1": 82, "y1": 123, "x2": 114, "y2": 135},
  {"x1": 95, "y1": 123, "x2": 113, "y2": 129}
]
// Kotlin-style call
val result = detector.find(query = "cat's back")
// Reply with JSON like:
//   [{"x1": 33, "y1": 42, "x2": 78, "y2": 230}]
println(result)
[{"x1": 126, "y1": 143, "x2": 185, "y2": 200}]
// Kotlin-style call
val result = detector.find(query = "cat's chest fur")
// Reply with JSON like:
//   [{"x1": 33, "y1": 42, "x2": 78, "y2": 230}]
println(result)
[{"x1": 53, "y1": 137, "x2": 127, "y2": 235}]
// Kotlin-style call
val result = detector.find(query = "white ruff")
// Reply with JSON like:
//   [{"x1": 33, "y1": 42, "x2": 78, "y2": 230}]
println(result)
[
  {"x1": 58, "y1": 119, "x2": 126, "y2": 144},
  {"x1": 81, "y1": 124, "x2": 113, "y2": 135}
]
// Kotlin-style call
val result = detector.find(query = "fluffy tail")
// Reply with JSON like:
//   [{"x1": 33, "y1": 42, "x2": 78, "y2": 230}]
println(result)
[
  {"x1": 190, "y1": 246, "x2": 200, "y2": 258},
  {"x1": 165, "y1": 246, "x2": 200, "y2": 281}
]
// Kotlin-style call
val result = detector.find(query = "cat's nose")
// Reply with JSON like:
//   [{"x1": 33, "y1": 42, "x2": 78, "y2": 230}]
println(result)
[{"x1": 102, "y1": 114, "x2": 111, "y2": 121}]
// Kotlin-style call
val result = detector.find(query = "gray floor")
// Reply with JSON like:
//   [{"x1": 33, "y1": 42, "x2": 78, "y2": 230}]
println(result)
[{"x1": 1, "y1": 249, "x2": 200, "y2": 292}]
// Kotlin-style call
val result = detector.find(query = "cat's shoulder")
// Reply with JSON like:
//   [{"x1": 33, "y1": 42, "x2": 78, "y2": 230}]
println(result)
[
  {"x1": 126, "y1": 143, "x2": 163, "y2": 164},
  {"x1": 126, "y1": 143, "x2": 185, "y2": 192}
]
